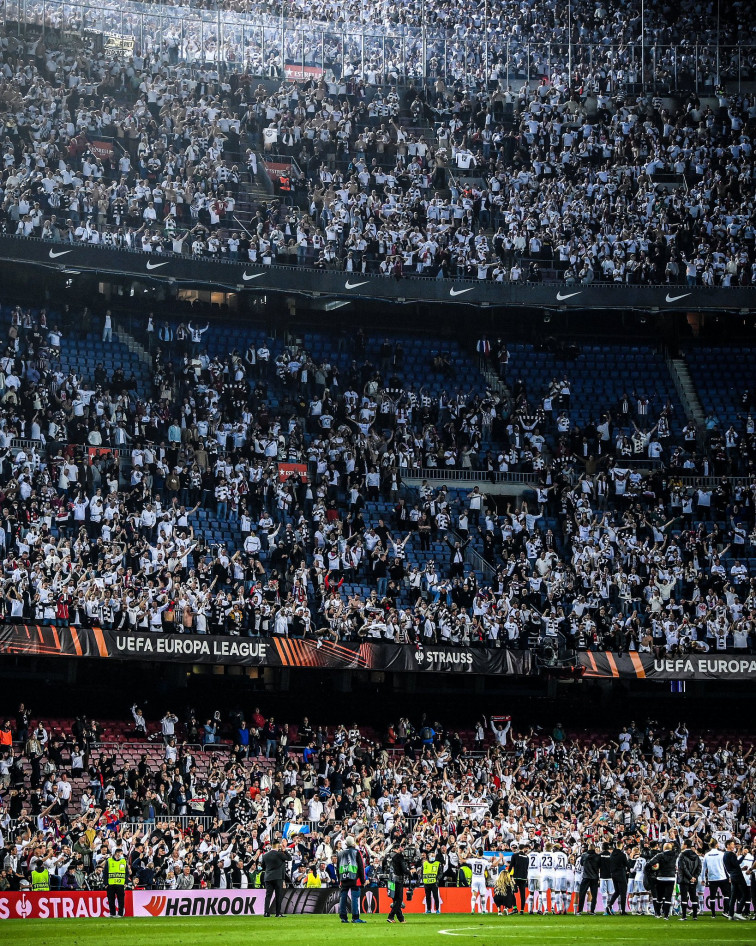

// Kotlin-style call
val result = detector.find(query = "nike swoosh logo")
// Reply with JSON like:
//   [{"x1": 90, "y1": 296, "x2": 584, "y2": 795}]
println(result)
[
  {"x1": 145, "y1": 260, "x2": 169, "y2": 270},
  {"x1": 48, "y1": 249, "x2": 72, "y2": 259},
  {"x1": 449, "y1": 287, "x2": 475, "y2": 297},
  {"x1": 556, "y1": 291, "x2": 582, "y2": 301},
  {"x1": 242, "y1": 271, "x2": 265, "y2": 281},
  {"x1": 665, "y1": 292, "x2": 691, "y2": 303},
  {"x1": 344, "y1": 279, "x2": 369, "y2": 289}
]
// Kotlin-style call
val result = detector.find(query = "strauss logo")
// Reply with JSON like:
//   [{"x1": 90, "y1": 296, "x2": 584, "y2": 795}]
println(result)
[
  {"x1": 16, "y1": 894, "x2": 33, "y2": 918},
  {"x1": 413, "y1": 649, "x2": 425, "y2": 664}
]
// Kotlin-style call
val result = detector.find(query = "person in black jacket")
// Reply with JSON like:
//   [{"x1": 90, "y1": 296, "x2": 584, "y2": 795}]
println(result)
[
  {"x1": 723, "y1": 839, "x2": 749, "y2": 920},
  {"x1": 646, "y1": 843, "x2": 678, "y2": 918},
  {"x1": 261, "y1": 839, "x2": 292, "y2": 918},
  {"x1": 643, "y1": 841, "x2": 660, "y2": 911},
  {"x1": 676, "y1": 838, "x2": 701, "y2": 921},
  {"x1": 607, "y1": 838, "x2": 630, "y2": 915},
  {"x1": 509, "y1": 842, "x2": 529, "y2": 914},
  {"x1": 387, "y1": 841, "x2": 409, "y2": 924},
  {"x1": 599, "y1": 842, "x2": 614, "y2": 914},
  {"x1": 576, "y1": 846, "x2": 601, "y2": 915}
]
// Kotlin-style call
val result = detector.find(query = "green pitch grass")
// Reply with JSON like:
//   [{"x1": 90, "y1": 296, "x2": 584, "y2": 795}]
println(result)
[{"x1": 3, "y1": 912, "x2": 755, "y2": 946}]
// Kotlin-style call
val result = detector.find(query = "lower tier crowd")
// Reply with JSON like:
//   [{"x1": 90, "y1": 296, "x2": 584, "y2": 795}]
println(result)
[{"x1": 0, "y1": 709, "x2": 753, "y2": 913}]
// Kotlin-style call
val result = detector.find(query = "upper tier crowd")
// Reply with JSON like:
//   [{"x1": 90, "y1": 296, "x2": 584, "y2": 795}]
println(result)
[
  {"x1": 0, "y1": 302, "x2": 754, "y2": 655},
  {"x1": 2, "y1": 3, "x2": 756, "y2": 286},
  {"x1": 20, "y1": 0, "x2": 756, "y2": 89},
  {"x1": 0, "y1": 709, "x2": 754, "y2": 897}
]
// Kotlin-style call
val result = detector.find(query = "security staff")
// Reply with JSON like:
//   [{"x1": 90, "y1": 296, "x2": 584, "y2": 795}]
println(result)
[
  {"x1": 576, "y1": 845, "x2": 601, "y2": 915},
  {"x1": 607, "y1": 838, "x2": 630, "y2": 915},
  {"x1": 509, "y1": 842, "x2": 529, "y2": 914},
  {"x1": 31, "y1": 859, "x2": 50, "y2": 892},
  {"x1": 104, "y1": 846, "x2": 128, "y2": 918},
  {"x1": 387, "y1": 841, "x2": 409, "y2": 924},
  {"x1": 305, "y1": 864, "x2": 322, "y2": 887},
  {"x1": 422, "y1": 852, "x2": 441, "y2": 914},
  {"x1": 676, "y1": 837, "x2": 701, "y2": 921},
  {"x1": 261, "y1": 838, "x2": 292, "y2": 917}
]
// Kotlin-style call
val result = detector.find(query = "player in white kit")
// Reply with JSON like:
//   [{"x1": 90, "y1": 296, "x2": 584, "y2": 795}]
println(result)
[
  {"x1": 628, "y1": 848, "x2": 649, "y2": 915},
  {"x1": 526, "y1": 847, "x2": 542, "y2": 914},
  {"x1": 539, "y1": 843, "x2": 556, "y2": 914},
  {"x1": 464, "y1": 854, "x2": 490, "y2": 914},
  {"x1": 552, "y1": 845, "x2": 574, "y2": 914}
]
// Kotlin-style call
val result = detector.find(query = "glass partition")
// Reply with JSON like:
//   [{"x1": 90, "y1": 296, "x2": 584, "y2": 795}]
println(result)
[{"x1": 8, "y1": 0, "x2": 756, "y2": 93}]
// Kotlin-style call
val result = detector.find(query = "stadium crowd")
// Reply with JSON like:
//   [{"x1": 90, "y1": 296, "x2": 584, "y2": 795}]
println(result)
[
  {"x1": 0, "y1": 303, "x2": 754, "y2": 655},
  {"x1": 18, "y1": 0, "x2": 754, "y2": 91},
  {"x1": 2, "y1": 3, "x2": 756, "y2": 286},
  {"x1": 0, "y1": 0, "x2": 754, "y2": 919},
  {"x1": 0, "y1": 707, "x2": 754, "y2": 918}
]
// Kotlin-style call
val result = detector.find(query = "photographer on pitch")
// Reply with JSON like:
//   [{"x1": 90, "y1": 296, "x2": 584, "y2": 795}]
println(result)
[
  {"x1": 387, "y1": 840, "x2": 411, "y2": 924},
  {"x1": 337, "y1": 836, "x2": 367, "y2": 924}
]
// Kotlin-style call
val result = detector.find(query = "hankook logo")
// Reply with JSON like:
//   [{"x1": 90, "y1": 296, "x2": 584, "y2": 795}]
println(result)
[{"x1": 142, "y1": 896, "x2": 167, "y2": 916}]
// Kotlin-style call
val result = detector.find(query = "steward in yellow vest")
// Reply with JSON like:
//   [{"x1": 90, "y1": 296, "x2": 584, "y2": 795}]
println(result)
[
  {"x1": 422, "y1": 854, "x2": 441, "y2": 913},
  {"x1": 31, "y1": 863, "x2": 50, "y2": 891},
  {"x1": 105, "y1": 846, "x2": 129, "y2": 917}
]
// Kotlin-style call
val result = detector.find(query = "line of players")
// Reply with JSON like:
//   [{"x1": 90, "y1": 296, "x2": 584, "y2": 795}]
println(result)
[{"x1": 458, "y1": 837, "x2": 755, "y2": 919}]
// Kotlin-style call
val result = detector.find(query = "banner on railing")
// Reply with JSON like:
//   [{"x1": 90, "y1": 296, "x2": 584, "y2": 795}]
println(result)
[
  {"x1": 0, "y1": 625, "x2": 531, "y2": 676},
  {"x1": 88, "y1": 446, "x2": 114, "y2": 465},
  {"x1": 88, "y1": 139, "x2": 115, "y2": 161},
  {"x1": 0, "y1": 891, "x2": 113, "y2": 919},
  {"x1": 579, "y1": 651, "x2": 756, "y2": 680},
  {"x1": 132, "y1": 889, "x2": 265, "y2": 917},
  {"x1": 277, "y1": 461, "x2": 308, "y2": 482},
  {"x1": 0, "y1": 235, "x2": 750, "y2": 312},
  {"x1": 264, "y1": 162, "x2": 291, "y2": 180},
  {"x1": 283, "y1": 65, "x2": 324, "y2": 81}
]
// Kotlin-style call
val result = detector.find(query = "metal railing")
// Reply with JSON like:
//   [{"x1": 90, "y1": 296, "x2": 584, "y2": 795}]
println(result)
[
  {"x1": 404, "y1": 467, "x2": 539, "y2": 485},
  {"x1": 122, "y1": 815, "x2": 218, "y2": 830},
  {"x1": 678, "y1": 474, "x2": 752, "y2": 488}
]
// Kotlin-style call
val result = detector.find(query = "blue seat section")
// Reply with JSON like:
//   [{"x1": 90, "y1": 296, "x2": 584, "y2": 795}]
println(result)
[
  {"x1": 0, "y1": 305, "x2": 152, "y2": 397},
  {"x1": 505, "y1": 343, "x2": 686, "y2": 437},
  {"x1": 683, "y1": 345, "x2": 756, "y2": 429}
]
